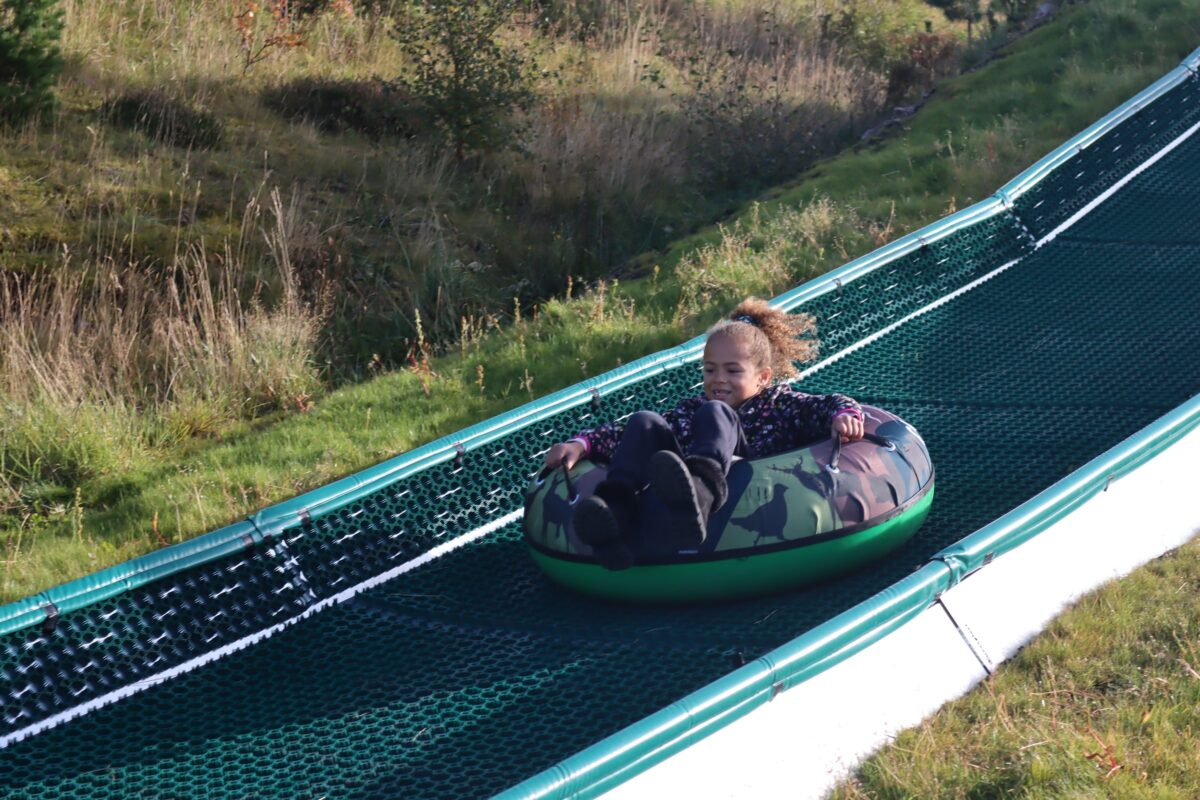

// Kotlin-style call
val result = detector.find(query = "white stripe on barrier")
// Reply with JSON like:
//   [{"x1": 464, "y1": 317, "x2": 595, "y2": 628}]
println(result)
[
  {"x1": 792, "y1": 257, "x2": 1022, "y2": 384},
  {"x1": 0, "y1": 508, "x2": 524, "y2": 750},
  {"x1": 1037, "y1": 116, "x2": 1200, "y2": 247}
]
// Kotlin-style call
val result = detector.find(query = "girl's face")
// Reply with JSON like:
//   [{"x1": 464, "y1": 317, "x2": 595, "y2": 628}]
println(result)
[{"x1": 702, "y1": 335, "x2": 772, "y2": 408}]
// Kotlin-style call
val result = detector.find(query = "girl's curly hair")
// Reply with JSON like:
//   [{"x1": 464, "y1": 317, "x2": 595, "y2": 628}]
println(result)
[{"x1": 706, "y1": 297, "x2": 817, "y2": 382}]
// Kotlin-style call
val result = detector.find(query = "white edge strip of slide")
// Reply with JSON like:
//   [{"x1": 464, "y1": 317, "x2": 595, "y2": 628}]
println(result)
[
  {"x1": 0, "y1": 509, "x2": 524, "y2": 750},
  {"x1": 604, "y1": 413, "x2": 1200, "y2": 800}
]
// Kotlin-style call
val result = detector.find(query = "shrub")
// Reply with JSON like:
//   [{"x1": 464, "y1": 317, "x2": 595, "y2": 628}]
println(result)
[
  {"x1": 103, "y1": 88, "x2": 223, "y2": 149},
  {"x1": 820, "y1": 0, "x2": 944, "y2": 70},
  {"x1": 526, "y1": 0, "x2": 609, "y2": 41},
  {"x1": 0, "y1": 0, "x2": 65, "y2": 124},
  {"x1": 392, "y1": 0, "x2": 537, "y2": 159},
  {"x1": 887, "y1": 31, "x2": 961, "y2": 104},
  {"x1": 261, "y1": 76, "x2": 427, "y2": 139}
]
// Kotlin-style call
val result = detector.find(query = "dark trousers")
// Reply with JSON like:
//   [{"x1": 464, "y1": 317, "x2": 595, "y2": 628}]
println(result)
[{"x1": 606, "y1": 401, "x2": 749, "y2": 490}]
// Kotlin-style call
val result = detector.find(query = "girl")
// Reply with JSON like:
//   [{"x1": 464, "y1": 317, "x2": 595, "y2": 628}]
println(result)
[{"x1": 543, "y1": 298, "x2": 864, "y2": 555}]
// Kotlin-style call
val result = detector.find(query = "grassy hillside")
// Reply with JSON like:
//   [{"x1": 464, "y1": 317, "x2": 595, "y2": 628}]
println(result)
[
  {"x1": 5, "y1": 0, "x2": 945, "y2": 349},
  {"x1": 1, "y1": 0, "x2": 1197, "y2": 603}
]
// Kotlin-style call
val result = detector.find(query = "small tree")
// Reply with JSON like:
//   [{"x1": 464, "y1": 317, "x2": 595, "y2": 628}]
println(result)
[
  {"x1": 0, "y1": 0, "x2": 64, "y2": 124},
  {"x1": 392, "y1": 0, "x2": 535, "y2": 160},
  {"x1": 234, "y1": 1, "x2": 309, "y2": 75},
  {"x1": 523, "y1": 0, "x2": 606, "y2": 41},
  {"x1": 926, "y1": 0, "x2": 983, "y2": 42},
  {"x1": 996, "y1": 0, "x2": 1038, "y2": 26}
]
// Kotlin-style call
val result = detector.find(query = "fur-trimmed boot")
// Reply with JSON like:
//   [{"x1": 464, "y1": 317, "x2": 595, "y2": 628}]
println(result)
[
  {"x1": 573, "y1": 479, "x2": 638, "y2": 549},
  {"x1": 648, "y1": 451, "x2": 729, "y2": 547}
]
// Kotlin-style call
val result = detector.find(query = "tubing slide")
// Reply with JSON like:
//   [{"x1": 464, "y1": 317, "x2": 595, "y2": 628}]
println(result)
[{"x1": 3, "y1": 46, "x2": 1200, "y2": 800}]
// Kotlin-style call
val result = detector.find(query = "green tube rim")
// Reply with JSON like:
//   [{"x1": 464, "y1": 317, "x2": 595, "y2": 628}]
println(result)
[
  {"x1": 529, "y1": 485, "x2": 935, "y2": 603},
  {"x1": 526, "y1": 471, "x2": 935, "y2": 566}
]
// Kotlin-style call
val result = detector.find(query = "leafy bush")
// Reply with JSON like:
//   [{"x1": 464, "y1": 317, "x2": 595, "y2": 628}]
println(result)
[
  {"x1": 262, "y1": 77, "x2": 427, "y2": 138},
  {"x1": 103, "y1": 88, "x2": 223, "y2": 149},
  {"x1": 0, "y1": 0, "x2": 64, "y2": 124},
  {"x1": 820, "y1": 0, "x2": 946, "y2": 70},
  {"x1": 392, "y1": 0, "x2": 537, "y2": 159},
  {"x1": 887, "y1": 31, "x2": 961, "y2": 104},
  {"x1": 525, "y1": 0, "x2": 609, "y2": 40}
]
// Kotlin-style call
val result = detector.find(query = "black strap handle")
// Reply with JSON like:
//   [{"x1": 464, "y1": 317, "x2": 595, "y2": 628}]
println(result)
[
  {"x1": 827, "y1": 435, "x2": 842, "y2": 473},
  {"x1": 826, "y1": 432, "x2": 896, "y2": 472},
  {"x1": 535, "y1": 462, "x2": 580, "y2": 503},
  {"x1": 560, "y1": 463, "x2": 578, "y2": 504},
  {"x1": 863, "y1": 432, "x2": 896, "y2": 450}
]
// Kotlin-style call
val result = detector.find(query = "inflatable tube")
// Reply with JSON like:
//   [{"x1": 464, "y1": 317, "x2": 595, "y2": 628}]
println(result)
[{"x1": 523, "y1": 406, "x2": 934, "y2": 603}]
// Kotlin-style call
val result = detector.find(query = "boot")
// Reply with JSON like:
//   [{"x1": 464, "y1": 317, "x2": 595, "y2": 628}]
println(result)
[
  {"x1": 572, "y1": 479, "x2": 638, "y2": 549},
  {"x1": 648, "y1": 451, "x2": 729, "y2": 547}
]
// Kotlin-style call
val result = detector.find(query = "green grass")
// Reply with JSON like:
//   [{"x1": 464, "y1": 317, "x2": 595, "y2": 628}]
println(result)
[
  {"x1": 831, "y1": 534, "x2": 1200, "y2": 799},
  {"x1": 671, "y1": 0, "x2": 1200, "y2": 261},
  {"x1": 2, "y1": 0, "x2": 1199, "y2": 603}
]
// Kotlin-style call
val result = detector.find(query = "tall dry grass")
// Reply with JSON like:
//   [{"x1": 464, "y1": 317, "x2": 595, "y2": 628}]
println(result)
[
  {"x1": 41, "y1": 0, "x2": 898, "y2": 346},
  {"x1": 524, "y1": 0, "x2": 886, "y2": 182},
  {"x1": 0, "y1": 188, "x2": 328, "y2": 492},
  {"x1": 673, "y1": 197, "x2": 862, "y2": 320},
  {"x1": 490, "y1": 0, "x2": 886, "y2": 304},
  {"x1": 61, "y1": 0, "x2": 405, "y2": 92}
]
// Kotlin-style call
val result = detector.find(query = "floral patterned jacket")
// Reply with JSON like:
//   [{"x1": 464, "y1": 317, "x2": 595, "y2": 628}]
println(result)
[{"x1": 576, "y1": 384, "x2": 861, "y2": 461}]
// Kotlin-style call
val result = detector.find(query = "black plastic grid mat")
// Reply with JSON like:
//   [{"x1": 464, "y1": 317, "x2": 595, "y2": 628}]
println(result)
[
  {"x1": 0, "y1": 211, "x2": 1032, "y2": 742},
  {"x1": 1011, "y1": 72, "x2": 1200, "y2": 239}
]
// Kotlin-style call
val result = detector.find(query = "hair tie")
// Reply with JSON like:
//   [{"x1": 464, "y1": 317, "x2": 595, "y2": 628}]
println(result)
[{"x1": 734, "y1": 314, "x2": 757, "y2": 327}]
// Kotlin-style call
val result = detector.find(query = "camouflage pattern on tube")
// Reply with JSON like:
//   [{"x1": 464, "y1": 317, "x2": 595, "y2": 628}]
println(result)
[{"x1": 524, "y1": 405, "x2": 934, "y2": 565}]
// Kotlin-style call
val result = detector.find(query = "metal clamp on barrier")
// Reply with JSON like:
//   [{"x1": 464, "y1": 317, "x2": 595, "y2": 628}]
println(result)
[
  {"x1": 40, "y1": 602, "x2": 59, "y2": 636},
  {"x1": 1184, "y1": 45, "x2": 1200, "y2": 74}
]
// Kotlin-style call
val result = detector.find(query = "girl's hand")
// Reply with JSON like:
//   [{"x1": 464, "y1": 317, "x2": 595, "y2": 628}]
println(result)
[
  {"x1": 544, "y1": 440, "x2": 587, "y2": 470},
  {"x1": 832, "y1": 413, "x2": 864, "y2": 444}
]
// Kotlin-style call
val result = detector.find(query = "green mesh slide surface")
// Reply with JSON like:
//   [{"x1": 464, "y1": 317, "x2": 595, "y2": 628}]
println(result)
[{"x1": 2, "y1": 58, "x2": 1200, "y2": 800}]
